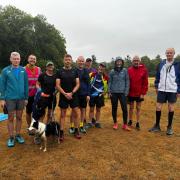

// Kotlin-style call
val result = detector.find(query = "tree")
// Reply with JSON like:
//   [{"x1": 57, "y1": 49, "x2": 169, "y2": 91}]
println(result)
[{"x1": 0, "y1": 5, "x2": 66, "y2": 69}]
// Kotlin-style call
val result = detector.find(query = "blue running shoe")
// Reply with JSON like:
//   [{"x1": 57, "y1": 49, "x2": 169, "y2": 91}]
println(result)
[
  {"x1": 7, "y1": 137, "x2": 15, "y2": 147},
  {"x1": 15, "y1": 134, "x2": 25, "y2": 144}
]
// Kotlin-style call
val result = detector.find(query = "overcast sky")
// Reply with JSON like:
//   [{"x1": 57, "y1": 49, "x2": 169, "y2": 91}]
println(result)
[{"x1": 1, "y1": 0, "x2": 180, "y2": 62}]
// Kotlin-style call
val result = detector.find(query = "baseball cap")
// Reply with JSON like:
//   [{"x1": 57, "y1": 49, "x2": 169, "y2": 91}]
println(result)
[
  {"x1": 99, "y1": 62, "x2": 106, "y2": 67},
  {"x1": 46, "y1": 61, "x2": 54, "y2": 67}
]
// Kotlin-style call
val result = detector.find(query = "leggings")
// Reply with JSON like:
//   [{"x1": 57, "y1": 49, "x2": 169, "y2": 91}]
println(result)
[{"x1": 110, "y1": 93, "x2": 128, "y2": 124}]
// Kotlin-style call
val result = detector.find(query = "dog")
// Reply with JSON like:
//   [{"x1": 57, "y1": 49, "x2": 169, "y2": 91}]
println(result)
[{"x1": 27, "y1": 118, "x2": 60, "y2": 152}]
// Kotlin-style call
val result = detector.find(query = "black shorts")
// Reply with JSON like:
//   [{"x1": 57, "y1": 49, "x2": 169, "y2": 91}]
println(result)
[
  {"x1": 26, "y1": 96, "x2": 35, "y2": 114},
  {"x1": 59, "y1": 94, "x2": 79, "y2": 109},
  {"x1": 37, "y1": 96, "x2": 57, "y2": 110},
  {"x1": 89, "y1": 95, "x2": 104, "y2": 108},
  {"x1": 78, "y1": 95, "x2": 87, "y2": 108},
  {"x1": 128, "y1": 96, "x2": 144, "y2": 103},
  {"x1": 157, "y1": 91, "x2": 177, "y2": 103}
]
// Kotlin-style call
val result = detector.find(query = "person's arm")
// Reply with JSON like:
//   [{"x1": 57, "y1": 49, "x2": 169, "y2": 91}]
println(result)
[
  {"x1": 0, "y1": 69, "x2": 6, "y2": 108},
  {"x1": 124, "y1": 69, "x2": 129, "y2": 96},
  {"x1": 108, "y1": 71, "x2": 112, "y2": 96},
  {"x1": 177, "y1": 63, "x2": 180, "y2": 97},
  {"x1": 154, "y1": 63, "x2": 160, "y2": 94},
  {"x1": 24, "y1": 70, "x2": 29, "y2": 100},
  {"x1": 72, "y1": 77, "x2": 80, "y2": 94}
]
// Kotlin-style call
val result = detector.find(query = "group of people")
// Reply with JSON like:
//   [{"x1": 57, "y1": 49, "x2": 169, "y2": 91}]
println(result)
[{"x1": 0, "y1": 48, "x2": 179, "y2": 148}]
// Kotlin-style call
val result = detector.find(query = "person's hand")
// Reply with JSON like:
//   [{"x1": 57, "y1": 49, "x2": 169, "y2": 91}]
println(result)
[
  {"x1": 108, "y1": 92, "x2": 112, "y2": 98},
  {"x1": 177, "y1": 93, "x2": 180, "y2": 98},
  {"x1": 24, "y1": 100, "x2": 28, "y2": 106},
  {"x1": 65, "y1": 93, "x2": 72, "y2": 100},
  {"x1": 41, "y1": 92, "x2": 50, "y2": 97},
  {"x1": 86, "y1": 96, "x2": 90, "y2": 101},
  {"x1": 140, "y1": 95, "x2": 144, "y2": 99},
  {"x1": 0, "y1": 100, "x2": 5, "y2": 109}
]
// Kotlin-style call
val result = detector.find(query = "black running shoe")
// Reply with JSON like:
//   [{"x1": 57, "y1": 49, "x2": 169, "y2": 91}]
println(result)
[
  {"x1": 136, "y1": 122, "x2": 140, "y2": 130},
  {"x1": 128, "y1": 120, "x2": 132, "y2": 126},
  {"x1": 95, "y1": 122, "x2": 101, "y2": 128}
]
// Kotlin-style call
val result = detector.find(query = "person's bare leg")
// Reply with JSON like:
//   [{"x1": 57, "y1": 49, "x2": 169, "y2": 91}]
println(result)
[
  {"x1": 96, "y1": 107, "x2": 101, "y2": 123},
  {"x1": 136, "y1": 102, "x2": 141, "y2": 122},
  {"x1": 72, "y1": 107, "x2": 79, "y2": 128},
  {"x1": 26, "y1": 112, "x2": 31, "y2": 127},
  {"x1": 60, "y1": 109, "x2": 66, "y2": 130},
  {"x1": 129, "y1": 102, "x2": 134, "y2": 122},
  {"x1": 89, "y1": 107, "x2": 94, "y2": 121},
  {"x1": 16, "y1": 110, "x2": 23, "y2": 135},
  {"x1": 7, "y1": 111, "x2": 15, "y2": 137}
]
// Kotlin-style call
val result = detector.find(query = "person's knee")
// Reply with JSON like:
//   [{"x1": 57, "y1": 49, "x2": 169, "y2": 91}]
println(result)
[
  {"x1": 96, "y1": 108, "x2": 101, "y2": 113},
  {"x1": 168, "y1": 104, "x2": 174, "y2": 112},
  {"x1": 156, "y1": 103, "x2": 162, "y2": 111}
]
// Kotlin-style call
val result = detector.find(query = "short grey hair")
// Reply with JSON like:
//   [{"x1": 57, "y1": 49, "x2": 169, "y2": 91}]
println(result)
[{"x1": 10, "y1": 52, "x2": 20, "y2": 58}]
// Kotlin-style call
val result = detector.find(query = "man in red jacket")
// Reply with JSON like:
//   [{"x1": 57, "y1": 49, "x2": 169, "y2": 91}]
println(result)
[{"x1": 127, "y1": 56, "x2": 148, "y2": 130}]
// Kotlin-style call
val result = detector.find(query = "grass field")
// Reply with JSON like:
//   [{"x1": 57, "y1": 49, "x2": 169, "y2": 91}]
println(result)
[{"x1": 0, "y1": 87, "x2": 180, "y2": 180}]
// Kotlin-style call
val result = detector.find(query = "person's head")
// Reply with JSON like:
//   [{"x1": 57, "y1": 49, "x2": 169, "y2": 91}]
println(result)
[
  {"x1": 166, "y1": 48, "x2": 175, "y2": 62},
  {"x1": 76, "y1": 56, "x2": 85, "y2": 69},
  {"x1": 28, "y1": 54, "x2": 37, "y2": 66},
  {"x1": 46, "y1": 61, "x2": 54, "y2": 73},
  {"x1": 64, "y1": 54, "x2": 72, "y2": 68},
  {"x1": 85, "y1": 58, "x2": 92, "y2": 69},
  {"x1": 98, "y1": 63, "x2": 106, "y2": 74},
  {"x1": 132, "y1": 55, "x2": 141, "y2": 67},
  {"x1": 10, "y1": 52, "x2": 21, "y2": 67},
  {"x1": 115, "y1": 56, "x2": 124, "y2": 68}
]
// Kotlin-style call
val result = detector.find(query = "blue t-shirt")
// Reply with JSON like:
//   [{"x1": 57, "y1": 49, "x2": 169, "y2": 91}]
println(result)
[{"x1": 12, "y1": 66, "x2": 21, "y2": 79}]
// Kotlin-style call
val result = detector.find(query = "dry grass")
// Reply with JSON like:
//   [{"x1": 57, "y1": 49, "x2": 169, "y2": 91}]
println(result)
[{"x1": 0, "y1": 88, "x2": 180, "y2": 180}]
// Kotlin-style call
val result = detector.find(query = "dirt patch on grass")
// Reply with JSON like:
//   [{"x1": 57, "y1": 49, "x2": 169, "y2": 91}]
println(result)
[{"x1": 0, "y1": 88, "x2": 180, "y2": 179}]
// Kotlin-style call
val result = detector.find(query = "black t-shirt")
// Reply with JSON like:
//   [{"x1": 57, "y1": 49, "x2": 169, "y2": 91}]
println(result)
[
  {"x1": 38, "y1": 72, "x2": 56, "y2": 95},
  {"x1": 56, "y1": 68, "x2": 78, "y2": 93}
]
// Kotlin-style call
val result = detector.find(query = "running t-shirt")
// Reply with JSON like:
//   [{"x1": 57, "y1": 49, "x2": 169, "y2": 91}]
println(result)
[
  {"x1": 91, "y1": 73, "x2": 104, "y2": 97},
  {"x1": 56, "y1": 68, "x2": 78, "y2": 93},
  {"x1": 12, "y1": 67, "x2": 21, "y2": 79},
  {"x1": 38, "y1": 72, "x2": 56, "y2": 95}
]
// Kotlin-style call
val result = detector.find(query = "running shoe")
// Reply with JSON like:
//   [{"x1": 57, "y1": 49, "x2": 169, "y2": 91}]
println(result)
[
  {"x1": 74, "y1": 131, "x2": 81, "y2": 139},
  {"x1": 95, "y1": 122, "x2": 101, "y2": 128},
  {"x1": 122, "y1": 124, "x2": 131, "y2": 131},
  {"x1": 69, "y1": 127, "x2": 75, "y2": 134},
  {"x1": 148, "y1": 125, "x2": 161, "y2": 132},
  {"x1": 7, "y1": 137, "x2": 15, "y2": 147},
  {"x1": 92, "y1": 118, "x2": 96, "y2": 125},
  {"x1": 113, "y1": 123, "x2": 118, "y2": 130},
  {"x1": 128, "y1": 120, "x2": 132, "y2": 126},
  {"x1": 15, "y1": 134, "x2": 25, "y2": 144},
  {"x1": 79, "y1": 127, "x2": 86, "y2": 133},
  {"x1": 136, "y1": 122, "x2": 140, "y2": 130},
  {"x1": 166, "y1": 127, "x2": 173, "y2": 135}
]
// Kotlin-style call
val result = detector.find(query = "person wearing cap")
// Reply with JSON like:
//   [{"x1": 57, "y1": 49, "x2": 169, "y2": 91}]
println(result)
[
  {"x1": 25, "y1": 54, "x2": 41, "y2": 127},
  {"x1": 149, "y1": 48, "x2": 180, "y2": 135},
  {"x1": 127, "y1": 56, "x2": 148, "y2": 130},
  {"x1": 108, "y1": 56, "x2": 130, "y2": 131},
  {"x1": 33, "y1": 61, "x2": 57, "y2": 123},
  {"x1": 85, "y1": 58, "x2": 97, "y2": 75},
  {"x1": 86, "y1": 63, "x2": 108, "y2": 128}
]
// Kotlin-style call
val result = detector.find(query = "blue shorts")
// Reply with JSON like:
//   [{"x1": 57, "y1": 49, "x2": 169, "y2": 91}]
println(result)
[{"x1": 157, "y1": 91, "x2": 177, "y2": 103}]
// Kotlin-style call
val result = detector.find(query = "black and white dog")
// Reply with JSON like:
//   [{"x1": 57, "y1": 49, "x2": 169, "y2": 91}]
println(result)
[{"x1": 27, "y1": 118, "x2": 60, "y2": 152}]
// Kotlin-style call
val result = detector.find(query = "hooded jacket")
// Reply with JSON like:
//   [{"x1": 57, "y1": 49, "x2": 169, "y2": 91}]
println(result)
[
  {"x1": 155, "y1": 59, "x2": 180, "y2": 93},
  {"x1": 108, "y1": 63, "x2": 129, "y2": 96},
  {"x1": 128, "y1": 64, "x2": 148, "y2": 97}
]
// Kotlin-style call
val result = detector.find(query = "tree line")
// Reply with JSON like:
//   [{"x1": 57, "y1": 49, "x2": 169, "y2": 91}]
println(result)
[{"x1": 1, "y1": 5, "x2": 180, "y2": 76}]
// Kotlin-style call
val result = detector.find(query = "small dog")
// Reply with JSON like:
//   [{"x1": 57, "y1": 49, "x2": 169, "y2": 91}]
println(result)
[{"x1": 27, "y1": 118, "x2": 60, "y2": 152}]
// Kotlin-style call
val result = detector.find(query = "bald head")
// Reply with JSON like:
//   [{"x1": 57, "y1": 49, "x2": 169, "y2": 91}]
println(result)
[
  {"x1": 166, "y1": 48, "x2": 175, "y2": 62},
  {"x1": 132, "y1": 55, "x2": 141, "y2": 67},
  {"x1": 76, "y1": 56, "x2": 85, "y2": 69}
]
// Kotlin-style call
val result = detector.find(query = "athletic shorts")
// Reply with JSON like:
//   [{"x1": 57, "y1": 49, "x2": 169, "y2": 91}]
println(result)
[
  {"x1": 37, "y1": 96, "x2": 57, "y2": 111},
  {"x1": 59, "y1": 94, "x2": 79, "y2": 109},
  {"x1": 5, "y1": 100, "x2": 25, "y2": 112},
  {"x1": 89, "y1": 95, "x2": 104, "y2": 108},
  {"x1": 26, "y1": 96, "x2": 35, "y2": 114},
  {"x1": 157, "y1": 91, "x2": 177, "y2": 103},
  {"x1": 78, "y1": 95, "x2": 87, "y2": 108},
  {"x1": 128, "y1": 96, "x2": 144, "y2": 103}
]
